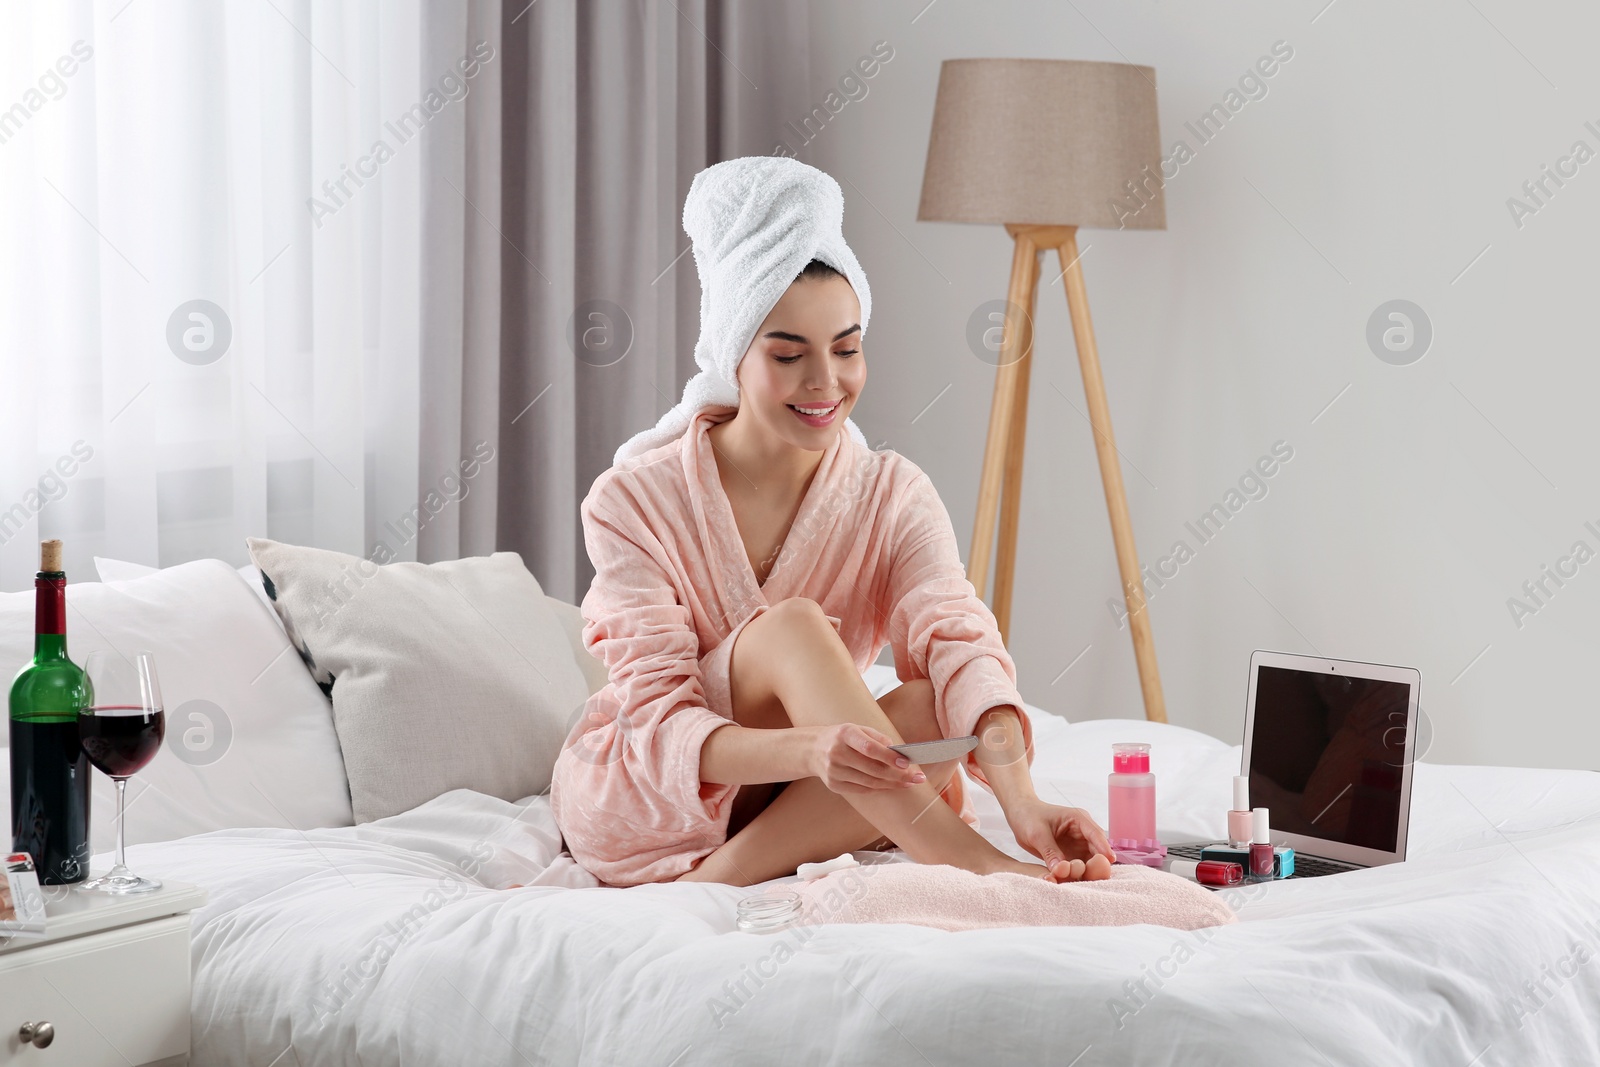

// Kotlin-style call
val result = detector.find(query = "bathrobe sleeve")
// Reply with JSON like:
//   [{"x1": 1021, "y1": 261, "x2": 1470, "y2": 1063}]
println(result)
[
  {"x1": 576, "y1": 478, "x2": 737, "y2": 821},
  {"x1": 884, "y1": 469, "x2": 1034, "y2": 788}
]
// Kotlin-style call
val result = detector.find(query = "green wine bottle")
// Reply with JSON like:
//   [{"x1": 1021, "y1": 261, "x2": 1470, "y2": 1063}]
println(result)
[{"x1": 9, "y1": 539, "x2": 93, "y2": 884}]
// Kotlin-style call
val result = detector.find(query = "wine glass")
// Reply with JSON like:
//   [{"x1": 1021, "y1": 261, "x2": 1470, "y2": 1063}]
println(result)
[{"x1": 77, "y1": 651, "x2": 166, "y2": 894}]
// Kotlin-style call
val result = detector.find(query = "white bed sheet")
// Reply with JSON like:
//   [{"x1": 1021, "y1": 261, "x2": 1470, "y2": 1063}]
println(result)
[{"x1": 129, "y1": 711, "x2": 1600, "y2": 1067}]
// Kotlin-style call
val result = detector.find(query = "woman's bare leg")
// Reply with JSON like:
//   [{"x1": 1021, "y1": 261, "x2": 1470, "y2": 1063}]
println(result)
[
  {"x1": 677, "y1": 597, "x2": 1053, "y2": 885},
  {"x1": 678, "y1": 679, "x2": 960, "y2": 885}
]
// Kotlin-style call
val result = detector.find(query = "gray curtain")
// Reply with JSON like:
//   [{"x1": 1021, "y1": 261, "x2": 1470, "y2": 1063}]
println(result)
[{"x1": 414, "y1": 0, "x2": 810, "y2": 604}]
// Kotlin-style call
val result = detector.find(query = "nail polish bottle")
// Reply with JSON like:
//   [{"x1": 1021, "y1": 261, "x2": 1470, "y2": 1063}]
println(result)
[
  {"x1": 1248, "y1": 807, "x2": 1274, "y2": 883},
  {"x1": 1228, "y1": 775, "x2": 1252, "y2": 848},
  {"x1": 1168, "y1": 859, "x2": 1243, "y2": 887}
]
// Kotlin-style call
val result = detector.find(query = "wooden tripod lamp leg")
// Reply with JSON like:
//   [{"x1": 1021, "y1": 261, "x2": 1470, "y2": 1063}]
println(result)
[
  {"x1": 1056, "y1": 229, "x2": 1168, "y2": 724},
  {"x1": 968, "y1": 229, "x2": 1040, "y2": 624},
  {"x1": 990, "y1": 236, "x2": 1041, "y2": 640}
]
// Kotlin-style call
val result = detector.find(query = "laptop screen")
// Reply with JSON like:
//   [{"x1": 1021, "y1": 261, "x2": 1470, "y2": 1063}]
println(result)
[{"x1": 1249, "y1": 664, "x2": 1411, "y2": 854}]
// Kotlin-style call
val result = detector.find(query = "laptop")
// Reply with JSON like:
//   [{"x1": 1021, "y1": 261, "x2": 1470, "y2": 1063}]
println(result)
[{"x1": 1167, "y1": 649, "x2": 1421, "y2": 880}]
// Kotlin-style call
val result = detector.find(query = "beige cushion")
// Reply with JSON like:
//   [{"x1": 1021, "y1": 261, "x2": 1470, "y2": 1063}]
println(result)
[
  {"x1": 545, "y1": 595, "x2": 609, "y2": 699},
  {"x1": 246, "y1": 538, "x2": 592, "y2": 823}
]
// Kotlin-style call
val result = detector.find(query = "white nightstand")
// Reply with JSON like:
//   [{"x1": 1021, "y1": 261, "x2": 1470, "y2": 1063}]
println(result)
[{"x1": 0, "y1": 880, "x2": 206, "y2": 1067}]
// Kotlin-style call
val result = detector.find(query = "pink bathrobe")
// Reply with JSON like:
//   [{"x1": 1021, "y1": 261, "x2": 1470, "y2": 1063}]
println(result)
[{"x1": 550, "y1": 407, "x2": 1034, "y2": 886}]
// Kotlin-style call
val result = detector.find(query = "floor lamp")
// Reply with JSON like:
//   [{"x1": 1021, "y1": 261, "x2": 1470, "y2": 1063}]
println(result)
[{"x1": 917, "y1": 58, "x2": 1170, "y2": 724}]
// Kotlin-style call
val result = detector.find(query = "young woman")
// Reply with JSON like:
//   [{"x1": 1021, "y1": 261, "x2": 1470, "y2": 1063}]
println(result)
[{"x1": 550, "y1": 157, "x2": 1115, "y2": 889}]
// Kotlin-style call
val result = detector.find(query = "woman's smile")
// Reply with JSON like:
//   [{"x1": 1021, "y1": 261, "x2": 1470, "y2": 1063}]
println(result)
[{"x1": 786, "y1": 398, "x2": 843, "y2": 427}]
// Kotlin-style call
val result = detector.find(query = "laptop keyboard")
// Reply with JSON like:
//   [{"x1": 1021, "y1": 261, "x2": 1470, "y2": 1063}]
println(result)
[
  {"x1": 1285, "y1": 854, "x2": 1359, "y2": 879},
  {"x1": 1165, "y1": 842, "x2": 1211, "y2": 860},
  {"x1": 1163, "y1": 842, "x2": 1359, "y2": 879}
]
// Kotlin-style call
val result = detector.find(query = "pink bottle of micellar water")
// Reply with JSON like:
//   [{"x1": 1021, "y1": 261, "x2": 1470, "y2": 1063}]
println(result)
[{"x1": 1107, "y1": 743, "x2": 1166, "y2": 867}]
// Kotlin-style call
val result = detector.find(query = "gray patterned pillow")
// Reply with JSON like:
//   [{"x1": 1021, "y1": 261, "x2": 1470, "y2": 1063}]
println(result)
[{"x1": 246, "y1": 538, "x2": 591, "y2": 823}]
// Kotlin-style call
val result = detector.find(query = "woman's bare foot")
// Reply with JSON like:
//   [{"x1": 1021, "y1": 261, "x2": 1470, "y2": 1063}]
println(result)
[{"x1": 977, "y1": 853, "x2": 1113, "y2": 882}]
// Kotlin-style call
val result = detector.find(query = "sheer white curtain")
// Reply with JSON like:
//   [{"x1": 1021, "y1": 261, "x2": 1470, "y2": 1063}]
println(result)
[
  {"x1": 0, "y1": 0, "x2": 495, "y2": 590},
  {"x1": 1, "y1": 0, "x2": 816, "y2": 601}
]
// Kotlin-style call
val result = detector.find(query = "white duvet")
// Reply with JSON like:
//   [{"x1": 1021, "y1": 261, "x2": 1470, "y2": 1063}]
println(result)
[{"x1": 130, "y1": 710, "x2": 1600, "y2": 1066}]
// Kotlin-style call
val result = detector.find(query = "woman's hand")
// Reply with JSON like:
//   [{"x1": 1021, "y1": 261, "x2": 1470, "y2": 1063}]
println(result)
[
  {"x1": 1004, "y1": 796, "x2": 1116, "y2": 877},
  {"x1": 807, "y1": 723, "x2": 926, "y2": 794}
]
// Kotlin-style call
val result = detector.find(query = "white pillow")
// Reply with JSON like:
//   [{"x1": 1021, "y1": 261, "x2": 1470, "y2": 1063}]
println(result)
[
  {"x1": 1, "y1": 560, "x2": 353, "y2": 851},
  {"x1": 246, "y1": 538, "x2": 591, "y2": 823},
  {"x1": 96, "y1": 556, "x2": 280, "y2": 627}
]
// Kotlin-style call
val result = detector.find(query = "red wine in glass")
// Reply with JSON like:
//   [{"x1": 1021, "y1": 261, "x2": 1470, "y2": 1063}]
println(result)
[
  {"x1": 79, "y1": 705, "x2": 165, "y2": 778},
  {"x1": 78, "y1": 650, "x2": 165, "y2": 895}
]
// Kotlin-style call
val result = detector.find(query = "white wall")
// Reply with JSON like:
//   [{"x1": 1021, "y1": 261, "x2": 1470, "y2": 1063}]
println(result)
[{"x1": 802, "y1": 0, "x2": 1600, "y2": 770}]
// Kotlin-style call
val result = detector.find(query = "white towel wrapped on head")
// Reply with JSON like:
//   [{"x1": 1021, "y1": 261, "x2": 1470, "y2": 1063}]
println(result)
[{"x1": 613, "y1": 156, "x2": 873, "y2": 466}]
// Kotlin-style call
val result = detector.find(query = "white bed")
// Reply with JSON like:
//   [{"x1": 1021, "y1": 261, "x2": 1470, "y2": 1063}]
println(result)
[
  {"x1": 8, "y1": 561, "x2": 1599, "y2": 1065},
  {"x1": 128, "y1": 665, "x2": 1600, "y2": 1066}
]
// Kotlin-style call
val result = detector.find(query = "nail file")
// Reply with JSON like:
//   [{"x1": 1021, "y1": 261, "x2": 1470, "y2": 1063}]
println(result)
[{"x1": 889, "y1": 735, "x2": 979, "y2": 763}]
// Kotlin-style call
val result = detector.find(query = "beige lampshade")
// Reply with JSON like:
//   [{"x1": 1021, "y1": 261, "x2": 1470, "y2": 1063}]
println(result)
[{"x1": 917, "y1": 58, "x2": 1165, "y2": 230}]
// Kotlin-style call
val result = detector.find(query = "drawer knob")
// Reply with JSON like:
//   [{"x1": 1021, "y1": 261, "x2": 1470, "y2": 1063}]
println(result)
[{"x1": 18, "y1": 1021, "x2": 54, "y2": 1048}]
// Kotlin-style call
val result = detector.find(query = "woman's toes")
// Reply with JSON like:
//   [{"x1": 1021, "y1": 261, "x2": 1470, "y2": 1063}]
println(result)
[
  {"x1": 1037, "y1": 856, "x2": 1112, "y2": 883},
  {"x1": 1003, "y1": 859, "x2": 1060, "y2": 880}
]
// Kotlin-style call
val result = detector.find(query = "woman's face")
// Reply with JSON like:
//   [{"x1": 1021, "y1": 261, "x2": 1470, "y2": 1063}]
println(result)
[{"x1": 735, "y1": 274, "x2": 865, "y2": 452}]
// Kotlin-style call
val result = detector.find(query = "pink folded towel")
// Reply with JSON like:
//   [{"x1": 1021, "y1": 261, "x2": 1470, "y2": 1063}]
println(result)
[{"x1": 792, "y1": 862, "x2": 1237, "y2": 932}]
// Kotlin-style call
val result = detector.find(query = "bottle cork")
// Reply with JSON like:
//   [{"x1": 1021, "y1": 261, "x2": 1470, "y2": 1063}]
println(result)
[{"x1": 40, "y1": 539, "x2": 63, "y2": 573}]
